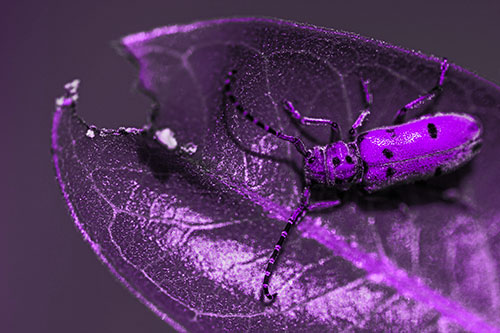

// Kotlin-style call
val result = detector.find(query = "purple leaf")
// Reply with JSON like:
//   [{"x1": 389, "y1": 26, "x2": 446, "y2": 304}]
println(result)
[{"x1": 52, "y1": 18, "x2": 500, "y2": 332}]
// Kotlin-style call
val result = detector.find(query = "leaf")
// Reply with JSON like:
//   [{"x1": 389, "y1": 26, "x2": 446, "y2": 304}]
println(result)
[{"x1": 52, "y1": 18, "x2": 500, "y2": 332}]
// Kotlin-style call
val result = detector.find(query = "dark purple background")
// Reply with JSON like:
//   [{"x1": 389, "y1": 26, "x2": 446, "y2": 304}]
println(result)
[{"x1": 3, "y1": 1, "x2": 499, "y2": 332}]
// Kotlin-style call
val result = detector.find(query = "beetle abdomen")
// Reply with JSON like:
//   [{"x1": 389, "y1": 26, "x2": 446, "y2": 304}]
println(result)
[{"x1": 358, "y1": 113, "x2": 482, "y2": 192}]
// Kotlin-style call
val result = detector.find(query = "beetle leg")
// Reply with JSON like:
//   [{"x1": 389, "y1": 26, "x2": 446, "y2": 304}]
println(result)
[
  {"x1": 393, "y1": 58, "x2": 450, "y2": 124},
  {"x1": 308, "y1": 199, "x2": 341, "y2": 211},
  {"x1": 283, "y1": 100, "x2": 342, "y2": 142},
  {"x1": 349, "y1": 78, "x2": 372, "y2": 140}
]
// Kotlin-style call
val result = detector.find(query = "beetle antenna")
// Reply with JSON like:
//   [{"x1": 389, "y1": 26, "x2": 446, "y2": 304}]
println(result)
[
  {"x1": 261, "y1": 187, "x2": 311, "y2": 304},
  {"x1": 224, "y1": 70, "x2": 310, "y2": 158}
]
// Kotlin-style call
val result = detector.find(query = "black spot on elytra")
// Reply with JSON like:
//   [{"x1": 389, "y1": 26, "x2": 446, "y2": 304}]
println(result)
[
  {"x1": 382, "y1": 148, "x2": 393, "y2": 159},
  {"x1": 386, "y1": 128, "x2": 396, "y2": 138},
  {"x1": 332, "y1": 157, "x2": 340, "y2": 167},
  {"x1": 427, "y1": 123, "x2": 438, "y2": 139},
  {"x1": 434, "y1": 167, "x2": 442, "y2": 177},
  {"x1": 308, "y1": 157, "x2": 316, "y2": 164},
  {"x1": 346, "y1": 155, "x2": 353, "y2": 164},
  {"x1": 386, "y1": 167, "x2": 395, "y2": 178}
]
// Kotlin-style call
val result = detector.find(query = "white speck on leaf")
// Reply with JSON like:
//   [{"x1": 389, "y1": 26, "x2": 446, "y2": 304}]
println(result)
[
  {"x1": 86, "y1": 129, "x2": 95, "y2": 138},
  {"x1": 56, "y1": 79, "x2": 80, "y2": 107},
  {"x1": 119, "y1": 127, "x2": 142, "y2": 134},
  {"x1": 64, "y1": 79, "x2": 80, "y2": 94},
  {"x1": 180, "y1": 142, "x2": 197, "y2": 155},
  {"x1": 55, "y1": 96, "x2": 66, "y2": 107},
  {"x1": 155, "y1": 128, "x2": 178, "y2": 149}
]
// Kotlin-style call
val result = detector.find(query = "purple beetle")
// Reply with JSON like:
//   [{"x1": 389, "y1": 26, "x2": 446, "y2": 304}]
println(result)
[{"x1": 223, "y1": 58, "x2": 483, "y2": 304}]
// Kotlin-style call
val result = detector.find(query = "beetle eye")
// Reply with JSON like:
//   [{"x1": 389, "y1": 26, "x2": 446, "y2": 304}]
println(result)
[{"x1": 308, "y1": 157, "x2": 316, "y2": 164}]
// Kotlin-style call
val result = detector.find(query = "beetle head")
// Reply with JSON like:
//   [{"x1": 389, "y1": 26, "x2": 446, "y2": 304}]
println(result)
[{"x1": 303, "y1": 147, "x2": 327, "y2": 184}]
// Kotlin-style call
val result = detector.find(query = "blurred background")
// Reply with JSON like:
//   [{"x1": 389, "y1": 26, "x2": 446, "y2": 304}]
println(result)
[{"x1": 2, "y1": 1, "x2": 499, "y2": 332}]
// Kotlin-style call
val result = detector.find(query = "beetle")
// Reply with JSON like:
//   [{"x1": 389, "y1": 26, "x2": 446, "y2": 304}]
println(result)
[{"x1": 222, "y1": 58, "x2": 483, "y2": 304}]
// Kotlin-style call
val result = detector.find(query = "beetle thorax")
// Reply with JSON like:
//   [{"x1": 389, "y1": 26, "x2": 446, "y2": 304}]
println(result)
[
  {"x1": 304, "y1": 142, "x2": 362, "y2": 189},
  {"x1": 325, "y1": 142, "x2": 362, "y2": 189}
]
